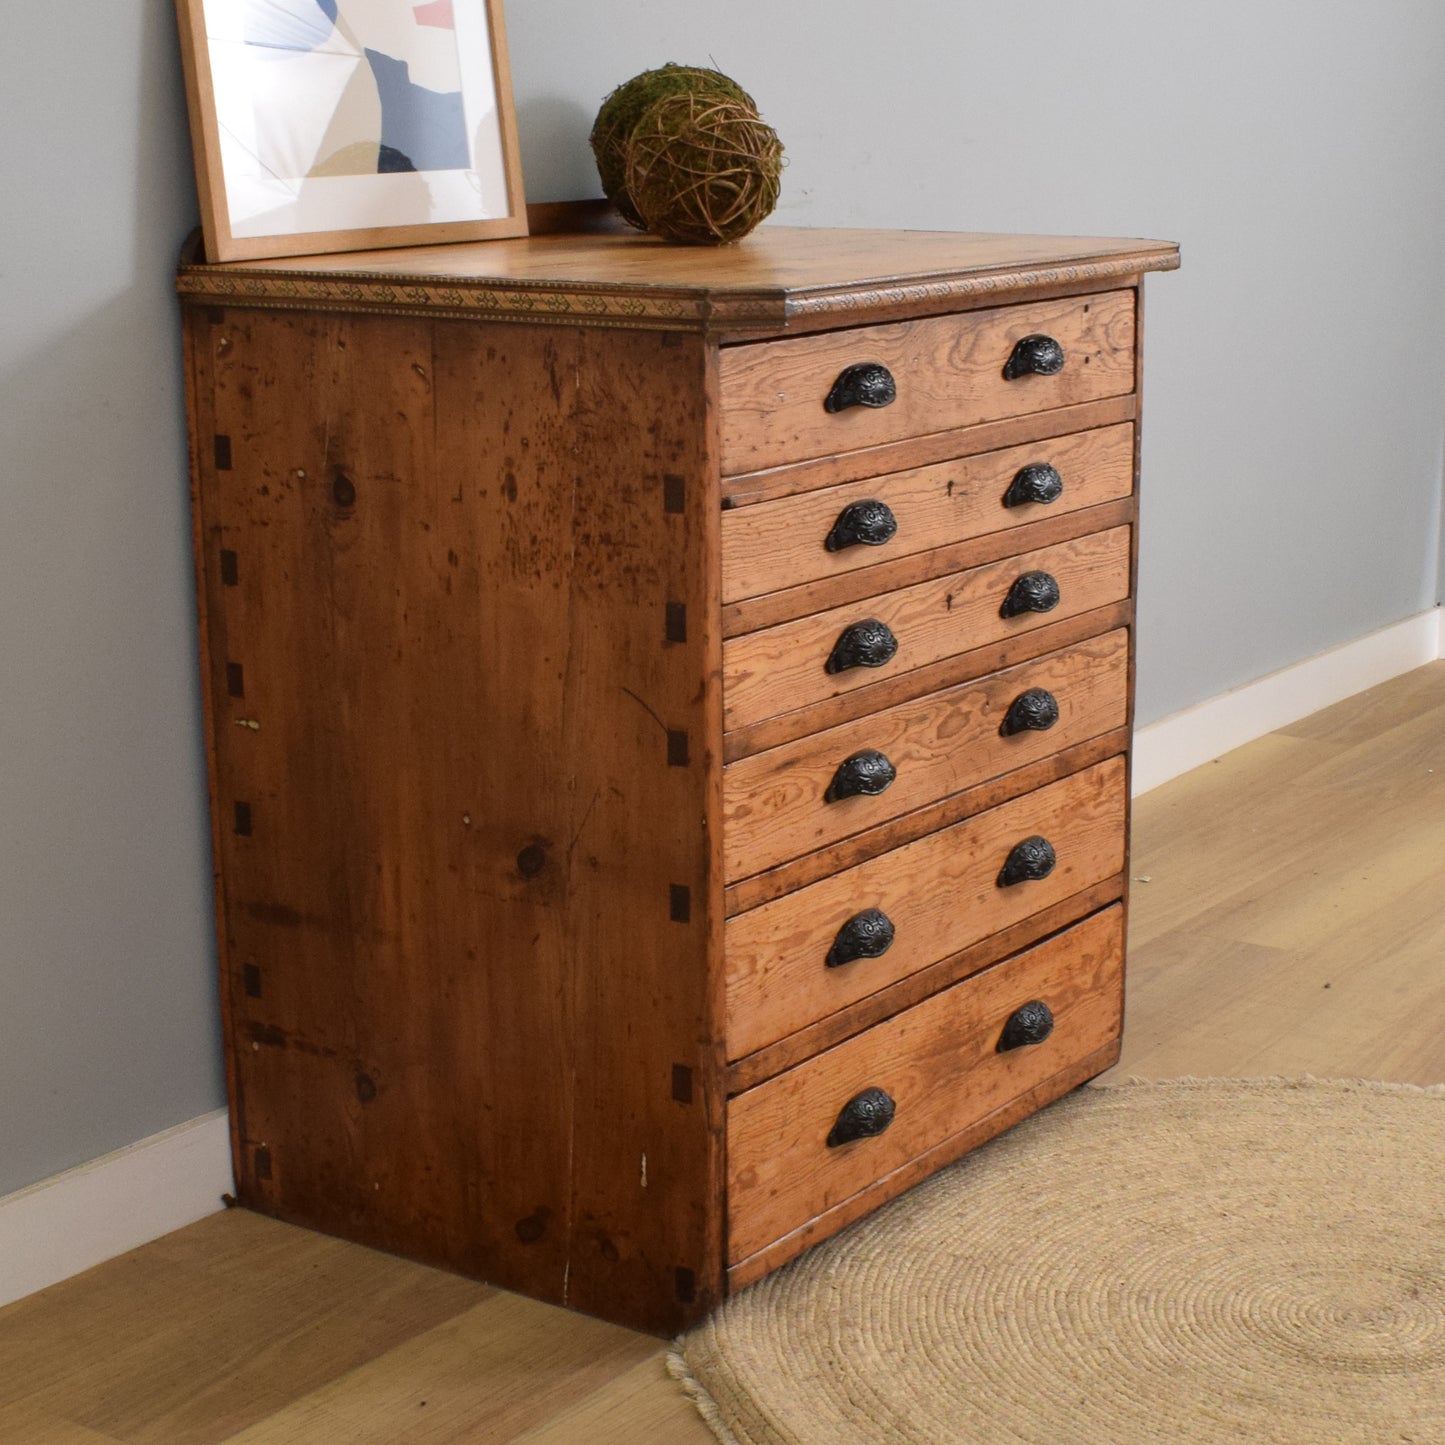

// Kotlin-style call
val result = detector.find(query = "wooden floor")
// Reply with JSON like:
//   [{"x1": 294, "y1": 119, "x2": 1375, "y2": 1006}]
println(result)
[{"x1": 5, "y1": 663, "x2": 1444, "y2": 1444}]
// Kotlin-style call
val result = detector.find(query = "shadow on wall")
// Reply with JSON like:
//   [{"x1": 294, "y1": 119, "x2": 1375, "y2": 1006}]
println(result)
[{"x1": 515, "y1": 95, "x2": 604, "y2": 202}]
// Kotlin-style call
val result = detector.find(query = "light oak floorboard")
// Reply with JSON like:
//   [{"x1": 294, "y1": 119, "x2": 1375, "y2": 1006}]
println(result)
[
  {"x1": 4, "y1": 663, "x2": 1443, "y2": 1442},
  {"x1": 1101, "y1": 661, "x2": 1445, "y2": 1087}
]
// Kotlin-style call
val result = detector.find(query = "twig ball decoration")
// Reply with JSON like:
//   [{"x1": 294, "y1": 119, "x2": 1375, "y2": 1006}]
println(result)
[
  {"x1": 623, "y1": 93, "x2": 783, "y2": 246},
  {"x1": 590, "y1": 64, "x2": 755, "y2": 228}
]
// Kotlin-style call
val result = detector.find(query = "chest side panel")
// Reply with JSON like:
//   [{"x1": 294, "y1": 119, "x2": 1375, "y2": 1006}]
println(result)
[{"x1": 188, "y1": 307, "x2": 723, "y2": 1334}]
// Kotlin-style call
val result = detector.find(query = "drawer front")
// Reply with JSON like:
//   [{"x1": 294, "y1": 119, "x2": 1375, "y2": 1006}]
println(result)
[
  {"x1": 721, "y1": 423, "x2": 1135, "y2": 605},
  {"x1": 719, "y1": 290, "x2": 1135, "y2": 476},
  {"x1": 726, "y1": 758, "x2": 1126, "y2": 1060},
  {"x1": 723, "y1": 525, "x2": 1131, "y2": 733},
  {"x1": 724, "y1": 629, "x2": 1127, "y2": 882},
  {"x1": 727, "y1": 905, "x2": 1125, "y2": 1264}
]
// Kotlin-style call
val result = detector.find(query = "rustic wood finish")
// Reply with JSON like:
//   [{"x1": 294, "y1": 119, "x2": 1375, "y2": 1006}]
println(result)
[
  {"x1": 725, "y1": 760, "x2": 1127, "y2": 1059},
  {"x1": 724, "y1": 600, "x2": 1133, "y2": 761},
  {"x1": 179, "y1": 227, "x2": 1175, "y2": 1333},
  {"x1": 722, "y1": 526, "x2": 1132, "y2": 732},
  {"x1": 188, "y1": 307, "x2": 723, "y2": 1335},
  {"x1": 723, "y1": 730, "x2": 1131, "y2": 916},
  {"x1": 176, "y1": 227, "x2": 1179, "y2": 335},
  {"x1": 719, "y1": 395, "x2": 1138, "y2": 507},
  {"x1": 721, "y1": 495, "x2": 1136, "y2": 640},
  {"x1": 718, "y1": 290, "x2": 1135, "y2": 474},
  {"x1": 721, "y1": 422, "x2": 1135, "y2": 603},
  {"x1": 726, "y1": 906, "x2": 1125, "y2": 1265},
  {"x1": 723, "y1": 630, "x2": 1128, "y2": 880},
  {"x1": 726, "y1": 1040, "x2": 1121, "y2": 1291}
]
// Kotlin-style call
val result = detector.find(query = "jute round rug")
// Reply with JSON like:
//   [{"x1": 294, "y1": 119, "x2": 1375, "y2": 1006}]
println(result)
[{"x1": 672, "y1": 1078, "x2": 1445, "y2": 1445}]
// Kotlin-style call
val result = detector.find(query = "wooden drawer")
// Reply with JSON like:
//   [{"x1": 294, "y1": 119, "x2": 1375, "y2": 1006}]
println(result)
[
  {"x1": 723, "y1": 525, "x2": 1131, "y2": 733},
  {"x1": 719, "y1": 290, "x2": 1135, "y2": 476},
  {"x1": 727, "y1": 904, "x2": 1125, "y2": 1264},
  {"x1": 721, "y1": 422, "x2": 1135, "y2": 605},
  {"x1": 726, "y1": 757, "x2": 1126, "y2": 1059},
  {"x1": 724, "y1": 629, "x2": 1127, "y2": 881}
]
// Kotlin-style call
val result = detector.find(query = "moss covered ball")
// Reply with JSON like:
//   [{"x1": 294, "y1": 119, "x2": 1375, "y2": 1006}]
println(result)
[
  {"x1": 589, "y1": 63, "x2": 758, "y2": 230},
  {"x1": 624, "y1": 92, "x2": 783, "y2": 245}
]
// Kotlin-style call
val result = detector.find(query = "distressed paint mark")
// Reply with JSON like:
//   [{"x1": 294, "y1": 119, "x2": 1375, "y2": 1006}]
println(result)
[
  {"x1": 234, "y1": 718, "x2": 261, "y2": 731},
  {"x1": 641, "y1": 1152, "x2": 648, "y2": 1188}
]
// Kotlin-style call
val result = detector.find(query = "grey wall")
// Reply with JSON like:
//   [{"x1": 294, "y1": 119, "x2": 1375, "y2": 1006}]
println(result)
[
  {"x1": 3, "y1": 1, "x2": 1444, "y2": 1195},
  {"x1": 1, "y1": 3, "x2": 222, "y2": 1194}
]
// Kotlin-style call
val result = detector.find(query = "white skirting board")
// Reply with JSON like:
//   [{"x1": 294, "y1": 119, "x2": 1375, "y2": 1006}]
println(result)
[
  {"x1": 3, "y1": 608, "x2": 1441, "y2": 1308},
  {"x1": 0, "y1": 1110, "x2": 233, "y2": 1309},
  {"x1": 1132, "y1": 607, "x2": 1445, "y2": 796}
]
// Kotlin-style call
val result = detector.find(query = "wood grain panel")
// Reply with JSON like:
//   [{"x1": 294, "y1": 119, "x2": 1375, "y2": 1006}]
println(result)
[
  {"x1": 721, "y1": 423, "x2": 1134, "y2": 603},
  {"x1": 727, "y1": 1040, "x2": 1120, "y2": 1289},
  {"x1": 722, "y1": 497, "x2": 1135, "y2": 640},
  {"x1": 718, "y1": 290, "x2": 1135, "y2": 474},
  {"x1": 723, "y1": 630, "x2": 1127, "y2": 881},
  {"x1": 722, "y1": 526, "x2": 1132, "y2": 732},
  {"x1": 178, "y1": 228, "x2": 1178, "y2": 336},
  {"x1": 726, "y1": 906, "x2": 1125, "y2": 1263},
  {"x1": 724, "y1": 601, "x2": 1132, "y2": 762},
  {"x1": 728, "y1": 879, "x2": 1124, "y2": 1092},
  {"x1": 726, "y1": 759, "x2": 1126, "y2": 1059},
  {"x1": 719, "y1": 396, "x2": 1136, "y2": 508},
  {"x1": 191, "y1": 308, "x2": 723, "y2": 1334},
  {"x1": 725, "y1": 731, "x2": 1129, "y2": 916}
]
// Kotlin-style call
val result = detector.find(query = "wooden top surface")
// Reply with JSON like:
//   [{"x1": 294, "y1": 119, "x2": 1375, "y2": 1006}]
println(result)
[{"x1": 177, "y1": 225, "x2": 1179, "y2": 335}]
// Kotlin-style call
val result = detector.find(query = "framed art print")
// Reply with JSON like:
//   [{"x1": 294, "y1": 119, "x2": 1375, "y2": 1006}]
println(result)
[{"x1": 176, "y1": 0, "x2": 527, "y2": 261}]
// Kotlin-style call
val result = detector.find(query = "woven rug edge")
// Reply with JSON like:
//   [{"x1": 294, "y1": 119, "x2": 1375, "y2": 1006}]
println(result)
[
  {"x1": 667, "y1": 1342, "x2": 747, "y2": 1445},
  {"x1": 1096, "y1": 1073, "x2": 1445, "y2": 1096}
]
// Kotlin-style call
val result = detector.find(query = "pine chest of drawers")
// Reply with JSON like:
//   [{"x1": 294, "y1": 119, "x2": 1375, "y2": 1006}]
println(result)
[{"x1": 177, "y1": 221, "x2": 1178, "y2": 1335}]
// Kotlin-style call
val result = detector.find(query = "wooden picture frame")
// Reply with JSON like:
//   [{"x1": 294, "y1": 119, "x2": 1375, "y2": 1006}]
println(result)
[{"x1": 175, "y1": 0, "x2": 527, "y2": 262}]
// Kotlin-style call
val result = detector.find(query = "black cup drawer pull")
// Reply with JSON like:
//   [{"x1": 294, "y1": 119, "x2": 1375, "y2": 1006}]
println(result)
[
  {"x1": 825, "y1": 618, "x2": 898, "y2": 674},
  {"x1": 997, "y1": 835, "x2": 1056, "y2": 887},
  {"x1": 1002, "y1": 334, "x2": 1066, "y2": 380},
  {"x1": 998, "y1": 1000, "x2": 1055, "y2": 1052},
  {"x1": 825, "y1": 499, "x2": 898, "y2": 552},
  {"x1": 825, "y1": 362, "x2": 897, "y2": 413},
  {"x1": 999, "y1": 570, "x2": 1061, "y2": 618},
  {"x1": 824, "y1": 749, "x2": 897, "y2": 804},
  {"x1": 999, "y1": 687, "x2": 1060, "y2": 736},
  {"x1": 1002, "y1": 462, "x2": 1064, "y2": 508},
  {"x1": 826, "y1": 1086, "x2": 896, "y2": 1147},
  {"x1": 826, "y1": 908, "x2": 896, "y2": 968}
]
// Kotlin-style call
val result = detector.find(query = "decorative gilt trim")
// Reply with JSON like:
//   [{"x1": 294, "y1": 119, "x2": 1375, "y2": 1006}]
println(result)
[
  {"x1": 174, "y1": 267, "x2": 731, "y2": 330},
  {"x1": 175, "y1": 249, "x2": 1179, "y2": 334}
]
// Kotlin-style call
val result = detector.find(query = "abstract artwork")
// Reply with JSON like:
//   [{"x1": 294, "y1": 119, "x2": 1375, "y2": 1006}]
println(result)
[{"x1": 176, "y1": 0, "x2": 526, "y2": 261}]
